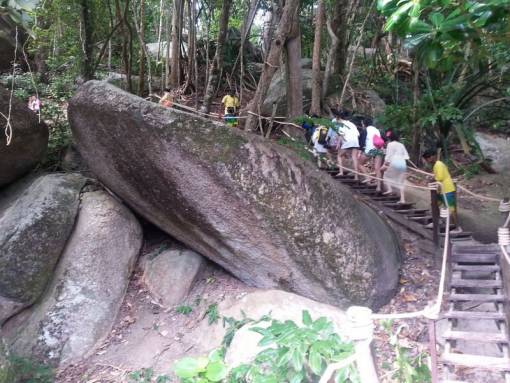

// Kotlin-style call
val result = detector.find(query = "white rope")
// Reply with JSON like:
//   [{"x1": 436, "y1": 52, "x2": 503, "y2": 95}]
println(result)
[
  {"x1": 3, "y1": 26, "x2": 18, "y2": 146},
  {"x1": 335, "y1": 163, "x2": 437, "y2": 192}
]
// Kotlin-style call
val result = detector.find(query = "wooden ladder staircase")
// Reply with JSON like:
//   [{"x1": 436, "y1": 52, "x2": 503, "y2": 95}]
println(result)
[
  {"x1": 324, "y1": 168, "x2": 510, "y2": 382},
  {"x1": 440, "y1": 242, "x2": 510, "y2": 383}
]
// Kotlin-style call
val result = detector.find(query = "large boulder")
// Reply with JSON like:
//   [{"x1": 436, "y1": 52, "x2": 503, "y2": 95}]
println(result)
[
  {"x1": 0, "y1": 87, "x2": 49, "y2": 188},
  {"x1": 4, "y1": 190, "x2": 143, "y2": 367},
  {"x1": 68, "y1": 81, "x2": 401, "y2": 309},
  {"x1": 0, "y1": 173, "x2": 85, "y2": 322},
  {"x1": 261, "y1": 58, "x2": 313, "y2": 116},
  {"x1": 143, "y1": 246, "x2": 205, "y2": 307}
]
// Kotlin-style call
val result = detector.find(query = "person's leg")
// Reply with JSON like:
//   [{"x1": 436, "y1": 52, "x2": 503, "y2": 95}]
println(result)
[
  {"x1": 398, "y1": 171, "x2": 406, "y2": 203},
  {"x1": 337, "y1": 149, "x2": 345, "y2": 175},
  {"x1": 351, "y1": 148, "x2": 360, "y2": 180},
  {"x1": 374, "y1": 155, "x2": 383, "y2": 192},
  {"x1": 359, "y1": 153, "x2": 370, "y2": 183}
]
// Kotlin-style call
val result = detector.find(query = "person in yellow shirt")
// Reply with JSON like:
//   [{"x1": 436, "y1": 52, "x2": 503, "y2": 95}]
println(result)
[
  {"x1": 221, "y1": 91, "x2": 240, "y2": 115},
  {"x1": 423, "y1": 150, "x2": 462, "y2": 232}
]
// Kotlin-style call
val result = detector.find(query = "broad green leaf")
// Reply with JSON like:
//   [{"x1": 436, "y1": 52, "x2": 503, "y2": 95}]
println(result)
[
  {"x1": 208, "y1": 348, "x2": 224, "y2": 363},
  {"x1": 289, "y1": 371, "x2": 304, "y2": 383},
  {"x1": 173, "y1": 357, "x2": 208, "y2": 378},
  {"x1": 308, "y1": 347, "x2": 323, "y2": 375},
  {"x1": 302, "y1": 310, "x2": 312, "y2": 326},
  {"x1": 429, "y1": 12, "x2": 445, "y2": 27},
  {"x1": 205, "y1": 360, "x2": 228, "y2": 382},
  {"x1": 290, "y1": 348, "x2": 303, "y2": 372}
]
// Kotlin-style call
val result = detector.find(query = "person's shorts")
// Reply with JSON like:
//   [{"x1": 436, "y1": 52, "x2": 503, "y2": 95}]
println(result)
[
  {"x1": 438, "y1": 191, "x2": 457, "y2": 211},
  {"x1": 366, "y1": 149, "x2": 384, "y2": 158}
]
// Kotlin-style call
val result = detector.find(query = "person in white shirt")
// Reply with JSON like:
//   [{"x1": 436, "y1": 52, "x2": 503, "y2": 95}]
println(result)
[
  {"x1": 358, "y1": 117, "x2": 384, "y2": 190},
  {"x1": 311, "y1": 126, "x2": 329, "y2": 168},
  {"x1": 381, "y1": 131, "x2": 409, "y2": 203},
  {"x1": 333, "y1": 111, "x2": 360, "y2": 180}
]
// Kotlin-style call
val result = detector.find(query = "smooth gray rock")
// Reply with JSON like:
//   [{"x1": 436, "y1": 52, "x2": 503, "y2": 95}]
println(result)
[
  {"x1": 143, "y1": 247, "x2": 205, "y2": 307},
  {"x1": 0, "y1": 173, "x2": 85, "y2": 322},
  {"x1": 5, "y1": 191, "x2": 143, "y2": 367},
  {"x1": 0, "y1": 87, "x2": 48, "y2": 188},
  {"x1": 0, "y1": 338, "x2": 11, "y2": 383},
  {"x1": 68, "y1": 81, "x2": 401, "y2": 309}
]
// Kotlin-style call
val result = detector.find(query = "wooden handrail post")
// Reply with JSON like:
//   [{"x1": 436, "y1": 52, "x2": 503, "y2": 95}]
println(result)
[
  {"x1": 428, "y1": 319, "x2": 440, "y2": 383},
  {"x1": 430, "y1": 187, "x2": 440, "y2": 249}
]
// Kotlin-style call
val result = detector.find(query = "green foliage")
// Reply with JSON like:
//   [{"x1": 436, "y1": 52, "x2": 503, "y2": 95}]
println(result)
[
  {"x1": 276, "y1": 137, "x2": 314, "y2": 163},
  {"x1": 378, "y1": 0, "x2": 510, "y2": 70},
  {"x1": 9, "y1": 355, "x2": 54, "y2": 383},
  {"x1": 233, "y1": 311, "x2": 356, "y2": 383},
  {"x1": 174, "y1": 349, "x2": 228, "y2": 383},
  {"x1": 129, "y1": 367, "x2": 170, "y2": 383},
  {"x1": 293, "y1": 115, "x2": 336, "y2": 130},
  {"x1": 176, "y1": 305, "x2": 194, "y2": 315},
  {"x1": 174, "y1": 311, "x2": 357, "y2": 383},
  {"x1": 381, "y1": 322, "x2": 431, "y2": 383},
  {"x1": 205, "y1": 303, "x2": 220, "y2": 325}
]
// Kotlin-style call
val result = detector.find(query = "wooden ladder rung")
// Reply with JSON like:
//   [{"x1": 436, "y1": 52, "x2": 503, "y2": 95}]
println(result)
[
  {"x1": 408, "y1": 215, "x2": 432, "y2": 221},
  {"x1": 443, "y1": 330, "x2": 508, "y2": 343},
  {"x1": 440, "y1": 231, "x2": 474, "y2": 238},
  {"x1": 441, "y1": 352, "x2": 510, "y2": 370},
  {"x1": 452, "y1": 264, "x2": 500, "y2": 272},
  {"x1": 450, "y1": 278, "x2": 501, "y2": 288},
  {"x1": 443, "y1": 310, "x2": 506, "y2": 320},
  {"x1": 448, "y1": 293, "x2": 506, "y2": 302},
  {"x1": 451, "y1": 253, "x2": 498, "y2": 263},
  {"x1": 454, "y1": 245, "x2": 500, "y2": 253}
]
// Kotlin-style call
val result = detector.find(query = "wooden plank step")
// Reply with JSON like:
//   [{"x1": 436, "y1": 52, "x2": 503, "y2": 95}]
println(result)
[
  {"x1": 383, "y1": 202, "x2": 415, "y2": 209},
  {"x1": 454, "y1": 245, "x2": 501, "y2": 254},
  {"x1": 336, "y1": 178, "x2": 359, "y2": 184},
  {"x1": 441, "y1": 380, "x2": 468, "y2": 383},
  {"x1": 451, "y1": 253, "x2": 498, "y2": 263},
  {"x1": 440, "y1": 231, "x2": 474, "y2": 239},
  {"x1": 441, "y1": 352, "x2": 510, "y2": 370},
  {"x1": 443, "y1": 330, "x2": 508, "y2": 343},
  {"x1": 400, "y1": 209, "x2": 430, "y2": 215},
  {"x1": 371, "y1": 196, "x2": 400, "y2": 202},
  {"x1": 452, "y1": 264, "x2": 500, "y2": 272},
  {"x1": 450, "y1": 278, "x2": 501, "y2": 288},
  {"x1": 448, "y1": 293, "x2": 505, "y2": 302},
  {"x1": 408, "y1": 215, "x2": 432, "y2": 222},
  {"x1": 443, "y1": 310, "x2": 506, "y2": 320}
]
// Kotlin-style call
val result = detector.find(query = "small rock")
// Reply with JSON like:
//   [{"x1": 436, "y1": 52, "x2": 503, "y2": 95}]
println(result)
[{"x1": 143, "y1": 247, "x2": 205, "y2": 307}]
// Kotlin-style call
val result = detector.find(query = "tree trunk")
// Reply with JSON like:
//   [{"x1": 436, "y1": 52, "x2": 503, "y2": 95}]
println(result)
[
  {"x1": 321, "y1": 0, "x2": 357, "y2": 99},
  {"x1": 164, "y1": 3, "x2": 171, "y2": 88},
  {"x1": 200, "y1": 0, "x2": 232, "y2": 113},
  {"x1": 138, "y1": 0, "x2": 145, "y2": 95},
  {"x1": 170, "y1": 0, "x2": 182, "y2": 88},
  {"x1": 285, "y1": 10, "x2": 303, "y2": 119},
  {"x1": 79, "y1": 0, "x2": 94, "y2": 81},
  {"x1": 116, "y1": 0, "x2": 133, "y2": 92},
  {"x1": 411, "y1": 62, "x2": 421, "y2": 163},
  {"x1": 156, "y1": 0, "x2": 164, "y2": 62},
  {"x1": 244, "y1": 0, "x2": 300, "y2": 131},
  {"x1": 184, "y1": 0, "x2": 196, "y2": 92},
  {"x1": 310, "y1": 0, "x2": 324, "y2": 116}
]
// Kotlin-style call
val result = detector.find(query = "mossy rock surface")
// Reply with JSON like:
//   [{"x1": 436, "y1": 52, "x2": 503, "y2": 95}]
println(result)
[
  {"x1": 0, "y1": 173, "x2": 86, "y2": 322},
  {"x1": 69, "y1": 81, "x2": 401, "y2": 309}
]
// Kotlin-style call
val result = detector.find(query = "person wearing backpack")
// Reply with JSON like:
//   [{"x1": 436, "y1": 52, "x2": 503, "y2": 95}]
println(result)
[
  {"x1": 312, "y1": 125, "x2": 329, "y2": 168},
  {"x1": 334, "y1": 111, "x2": 360, "y2": 180},
  {"x1": 359, "y1": 117, "x2": 384, "y2": 190}
]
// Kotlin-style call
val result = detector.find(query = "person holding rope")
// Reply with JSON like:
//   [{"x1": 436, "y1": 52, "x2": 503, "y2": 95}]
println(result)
[
  {"x1": 359, "y1": 117, "x2": 385, "y2": 191},
  {"x1": 381, "y1": 131, "x2": 409, "y2": 204},
  {"x1": 333, "y1": 111, "x2": 360, "y2": 180},
  {"x1": 422, "y1": 150, "x2": 462, "y2": 233}
]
